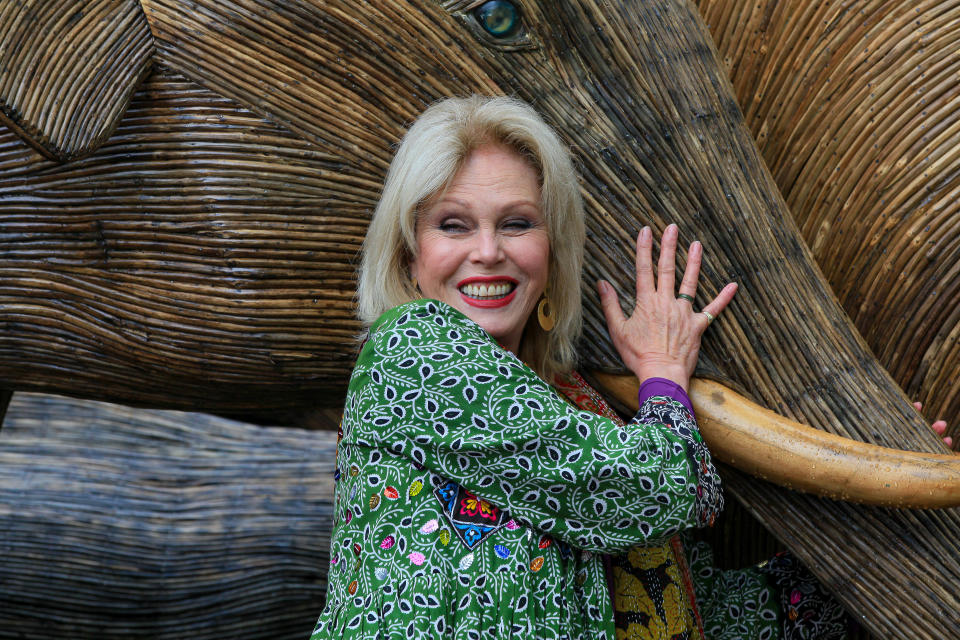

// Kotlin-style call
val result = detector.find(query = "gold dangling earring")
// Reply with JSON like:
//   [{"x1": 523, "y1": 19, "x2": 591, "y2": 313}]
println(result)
[
  {"x1": 537, "y1": 286, "x2": 555, "y2": 332},
  {"x1": 411, "y1": 276, "x2": 422, "y2": 298}
]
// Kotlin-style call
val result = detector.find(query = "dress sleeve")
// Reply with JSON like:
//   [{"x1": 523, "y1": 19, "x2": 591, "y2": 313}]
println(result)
[
  {"x1": 638, "y1": 377, "x2": 694, "y2": 415},
  {"x1": 342, "y1": 300, "x2": 723, "y2": 553}
]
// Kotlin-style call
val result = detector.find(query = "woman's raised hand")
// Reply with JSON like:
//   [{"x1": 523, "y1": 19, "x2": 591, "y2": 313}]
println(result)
[{"x1": 597, "y1": 224, "x2": 738, "y2": 391}]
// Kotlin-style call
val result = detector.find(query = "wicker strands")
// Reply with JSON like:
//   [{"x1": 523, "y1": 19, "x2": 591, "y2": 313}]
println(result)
[
  {"x1": 0, "y1": 70, "x2": 365, "y2": 414},
  {"x1": 0, "y1": 391, "x2": 335, "y2": 639},
  {"x1": 139, "y1": 0, "x2": 501, "y2": 177},
  {"x1": 696, "y1": 0, "x2": 960, "y2": 442},
  {"x1": 0, "y1": 0, "x2": 154, "y2": 161},
  {"x1": 0, "y1": 124, "x2": 55, "y2": 177},
  {"x1": 0, "y1": 389, "x2": 10, "y2": 426}
]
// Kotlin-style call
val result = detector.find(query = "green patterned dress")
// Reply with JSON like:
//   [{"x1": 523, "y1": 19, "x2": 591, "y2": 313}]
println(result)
[{"x1": 310, "y1": 299, "x2": 723, "y2": 639}]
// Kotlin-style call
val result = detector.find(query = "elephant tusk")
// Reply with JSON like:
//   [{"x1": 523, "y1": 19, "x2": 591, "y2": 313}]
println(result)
[{"x1": 589, "y1": 373, "x2": 960, "y2": 509}]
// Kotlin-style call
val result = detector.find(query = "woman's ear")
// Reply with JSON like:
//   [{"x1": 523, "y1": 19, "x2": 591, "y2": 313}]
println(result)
[{"x1": 407, "y1": 251, "x2": 422, "y2": 294}]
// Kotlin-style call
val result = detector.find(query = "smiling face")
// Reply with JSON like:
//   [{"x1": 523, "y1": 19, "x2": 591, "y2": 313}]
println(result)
[{"x1": 410, "y1": 143, "x2": 550, "y2": 354}]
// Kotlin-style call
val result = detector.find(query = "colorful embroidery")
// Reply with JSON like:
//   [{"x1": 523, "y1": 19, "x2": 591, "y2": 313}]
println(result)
[
  {"x1": 434, "y1": 480, "x2": 507, "y2": 549},
  {"x1": 408, "y1": 480, "x2": 423, "y2": 496}
]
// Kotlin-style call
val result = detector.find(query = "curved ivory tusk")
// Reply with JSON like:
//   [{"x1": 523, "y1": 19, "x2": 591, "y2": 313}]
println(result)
[{"x1": 589, "y1": 373, "x2": 960, "y2": 509}]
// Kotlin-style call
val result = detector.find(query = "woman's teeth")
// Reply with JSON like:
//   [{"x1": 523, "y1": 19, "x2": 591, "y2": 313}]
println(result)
[{"x1": 460, "y1": 282, "x2": 514, "y2": 299}]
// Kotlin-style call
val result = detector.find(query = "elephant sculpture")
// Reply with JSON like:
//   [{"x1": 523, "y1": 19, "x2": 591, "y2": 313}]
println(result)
[{"x1": 1, "y1": 1, "x2": 959, "y2": 638}]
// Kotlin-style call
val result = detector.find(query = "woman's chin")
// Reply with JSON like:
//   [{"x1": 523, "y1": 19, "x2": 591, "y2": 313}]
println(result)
[{"x1": 467, "y1": 315, "x2": 526, "y2": 353}]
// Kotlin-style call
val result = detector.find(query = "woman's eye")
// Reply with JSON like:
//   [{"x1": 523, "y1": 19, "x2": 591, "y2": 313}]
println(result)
[
  {"x1": 474, "y1": 1, "x2": 522, "y2": 39},
  {"x1": 503, "y1": 218, "x2": 533, "y2": 231},
  {"x1": 439, "y1": 220, "x2": 467, "y2": 232}
]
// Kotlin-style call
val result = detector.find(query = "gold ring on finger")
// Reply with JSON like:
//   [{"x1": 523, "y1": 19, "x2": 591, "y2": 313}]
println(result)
[{"x1": 703, "y1": 311, "x2": 715, "y2": 324}]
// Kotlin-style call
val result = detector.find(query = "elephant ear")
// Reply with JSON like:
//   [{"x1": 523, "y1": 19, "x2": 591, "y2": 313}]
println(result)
[
  {"x1": 697, "y1": 0, "x2": 960, "y2": 437},
  {"x1": 0, "y1": 0, "x2": 153, "y2": 161}
]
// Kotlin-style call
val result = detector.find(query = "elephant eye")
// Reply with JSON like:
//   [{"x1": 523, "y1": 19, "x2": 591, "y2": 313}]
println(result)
[
  {"x1": 474, "y1": 1, "x2": 521, "y2": 39},
  {"x1": 459, "y1": 0, "x2": 534, "y2": 50}
]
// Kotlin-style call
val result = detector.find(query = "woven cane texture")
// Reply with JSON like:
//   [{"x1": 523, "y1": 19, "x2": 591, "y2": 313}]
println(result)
[
  {"x1": 0, "y1": 69, "x2": 364, "y2": 414},
  {"x1": 697, "y1": 0, "x2": 960, "y2": 440},
  {"x1": 0, "y1": 391, "x2": 335, "y2": 639},
  {"x1": 0, "y1": 0, "x2": 153, "y2": 161}
]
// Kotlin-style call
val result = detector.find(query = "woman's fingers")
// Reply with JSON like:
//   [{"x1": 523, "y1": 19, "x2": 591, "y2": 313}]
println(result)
[
  {"x1": 935, "y1": 424, "x2": 953, "y2": 450},
  {"x1": 597, "y1": 279, "x2": 626, "y2": 332},
  {"x1": 931, "y1": 420, "x2": 952, "y2": 452},
  {"x1": 602, "y1": 224, "x2": 738, "y2": 388},
  {"x1": 634, "y1": 226, "x2": 655, "y2": 300},
  {"x1": 633, "y1": 223, "x2": 736, "y2": 328},
  {"x1": 914, "y1": 402, "x2": 947, "y2": 435},
  {"x1": 678, "y1": 240, "x2": 702, "y2": 302},
  {"x1": 635, "y1": 224, "x2": 703, "y2": 302},
  {"x1": 699, "y1": 282, "x2": 738, "y2": 327},
  {"x1": 656, "y1": 224, "x2": 678, "y2": 296}
]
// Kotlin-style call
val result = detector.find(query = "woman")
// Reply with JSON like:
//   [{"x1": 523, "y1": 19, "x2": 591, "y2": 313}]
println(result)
[{"x1": 310, "y1": 95, "x2": 842, "y2": 639}]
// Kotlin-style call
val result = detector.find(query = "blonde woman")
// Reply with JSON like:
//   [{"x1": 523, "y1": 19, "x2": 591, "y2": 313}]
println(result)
[{"x1": 311, "y1": 96, "x2": 847, "y2": 639}]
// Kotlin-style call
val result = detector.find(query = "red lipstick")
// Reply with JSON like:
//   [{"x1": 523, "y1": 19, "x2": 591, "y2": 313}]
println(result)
[{"x1": 457, "y1": 276, "x2": 518, "y2": 309}]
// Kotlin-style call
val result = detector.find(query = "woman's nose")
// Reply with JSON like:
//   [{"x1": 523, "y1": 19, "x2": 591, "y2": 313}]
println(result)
[{"x1": 471, "y1": 228, "x2": 504, "y2": 264}]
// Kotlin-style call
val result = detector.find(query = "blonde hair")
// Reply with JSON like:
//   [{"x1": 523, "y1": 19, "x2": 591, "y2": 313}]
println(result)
[{"x1": 358, "y1": 95, "x2": 585, "y2": 378}]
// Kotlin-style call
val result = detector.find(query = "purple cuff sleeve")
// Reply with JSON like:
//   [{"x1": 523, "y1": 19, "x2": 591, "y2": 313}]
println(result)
[{"x1": 638, "y1": 377, "x2": 694, "y2": 415}]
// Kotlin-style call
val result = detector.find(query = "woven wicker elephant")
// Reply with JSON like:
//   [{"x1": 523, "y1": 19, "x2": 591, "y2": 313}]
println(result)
[{"x1": 1, "y1": 1, "x2": 958, "y2": 638}]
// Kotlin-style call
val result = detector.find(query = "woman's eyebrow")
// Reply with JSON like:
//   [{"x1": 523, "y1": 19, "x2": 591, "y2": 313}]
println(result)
[
  {"x1": 504, "y1": 199, "x2": 540, "y2": 209},
  {"x1": 429, "y1": 197, "x2": 541, "y2": 215},
  {"x1": 437, "y1": 197, "x2": 472, "y2": 209}
]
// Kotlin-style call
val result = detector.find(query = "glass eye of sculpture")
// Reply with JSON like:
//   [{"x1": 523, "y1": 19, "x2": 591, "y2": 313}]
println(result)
[{"x1": 474, "y1": 0, "x2": 523, "y2": 39}]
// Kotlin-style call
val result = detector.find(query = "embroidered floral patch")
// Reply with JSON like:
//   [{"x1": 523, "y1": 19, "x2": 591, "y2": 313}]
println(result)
[{"x1": 434, "y1": 480, "x2": 507, "y2": 549}]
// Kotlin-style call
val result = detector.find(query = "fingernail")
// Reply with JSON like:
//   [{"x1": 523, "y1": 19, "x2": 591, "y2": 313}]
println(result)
[{"x1": 597, "y1": 280, "x2": 608, "y2": 294}]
